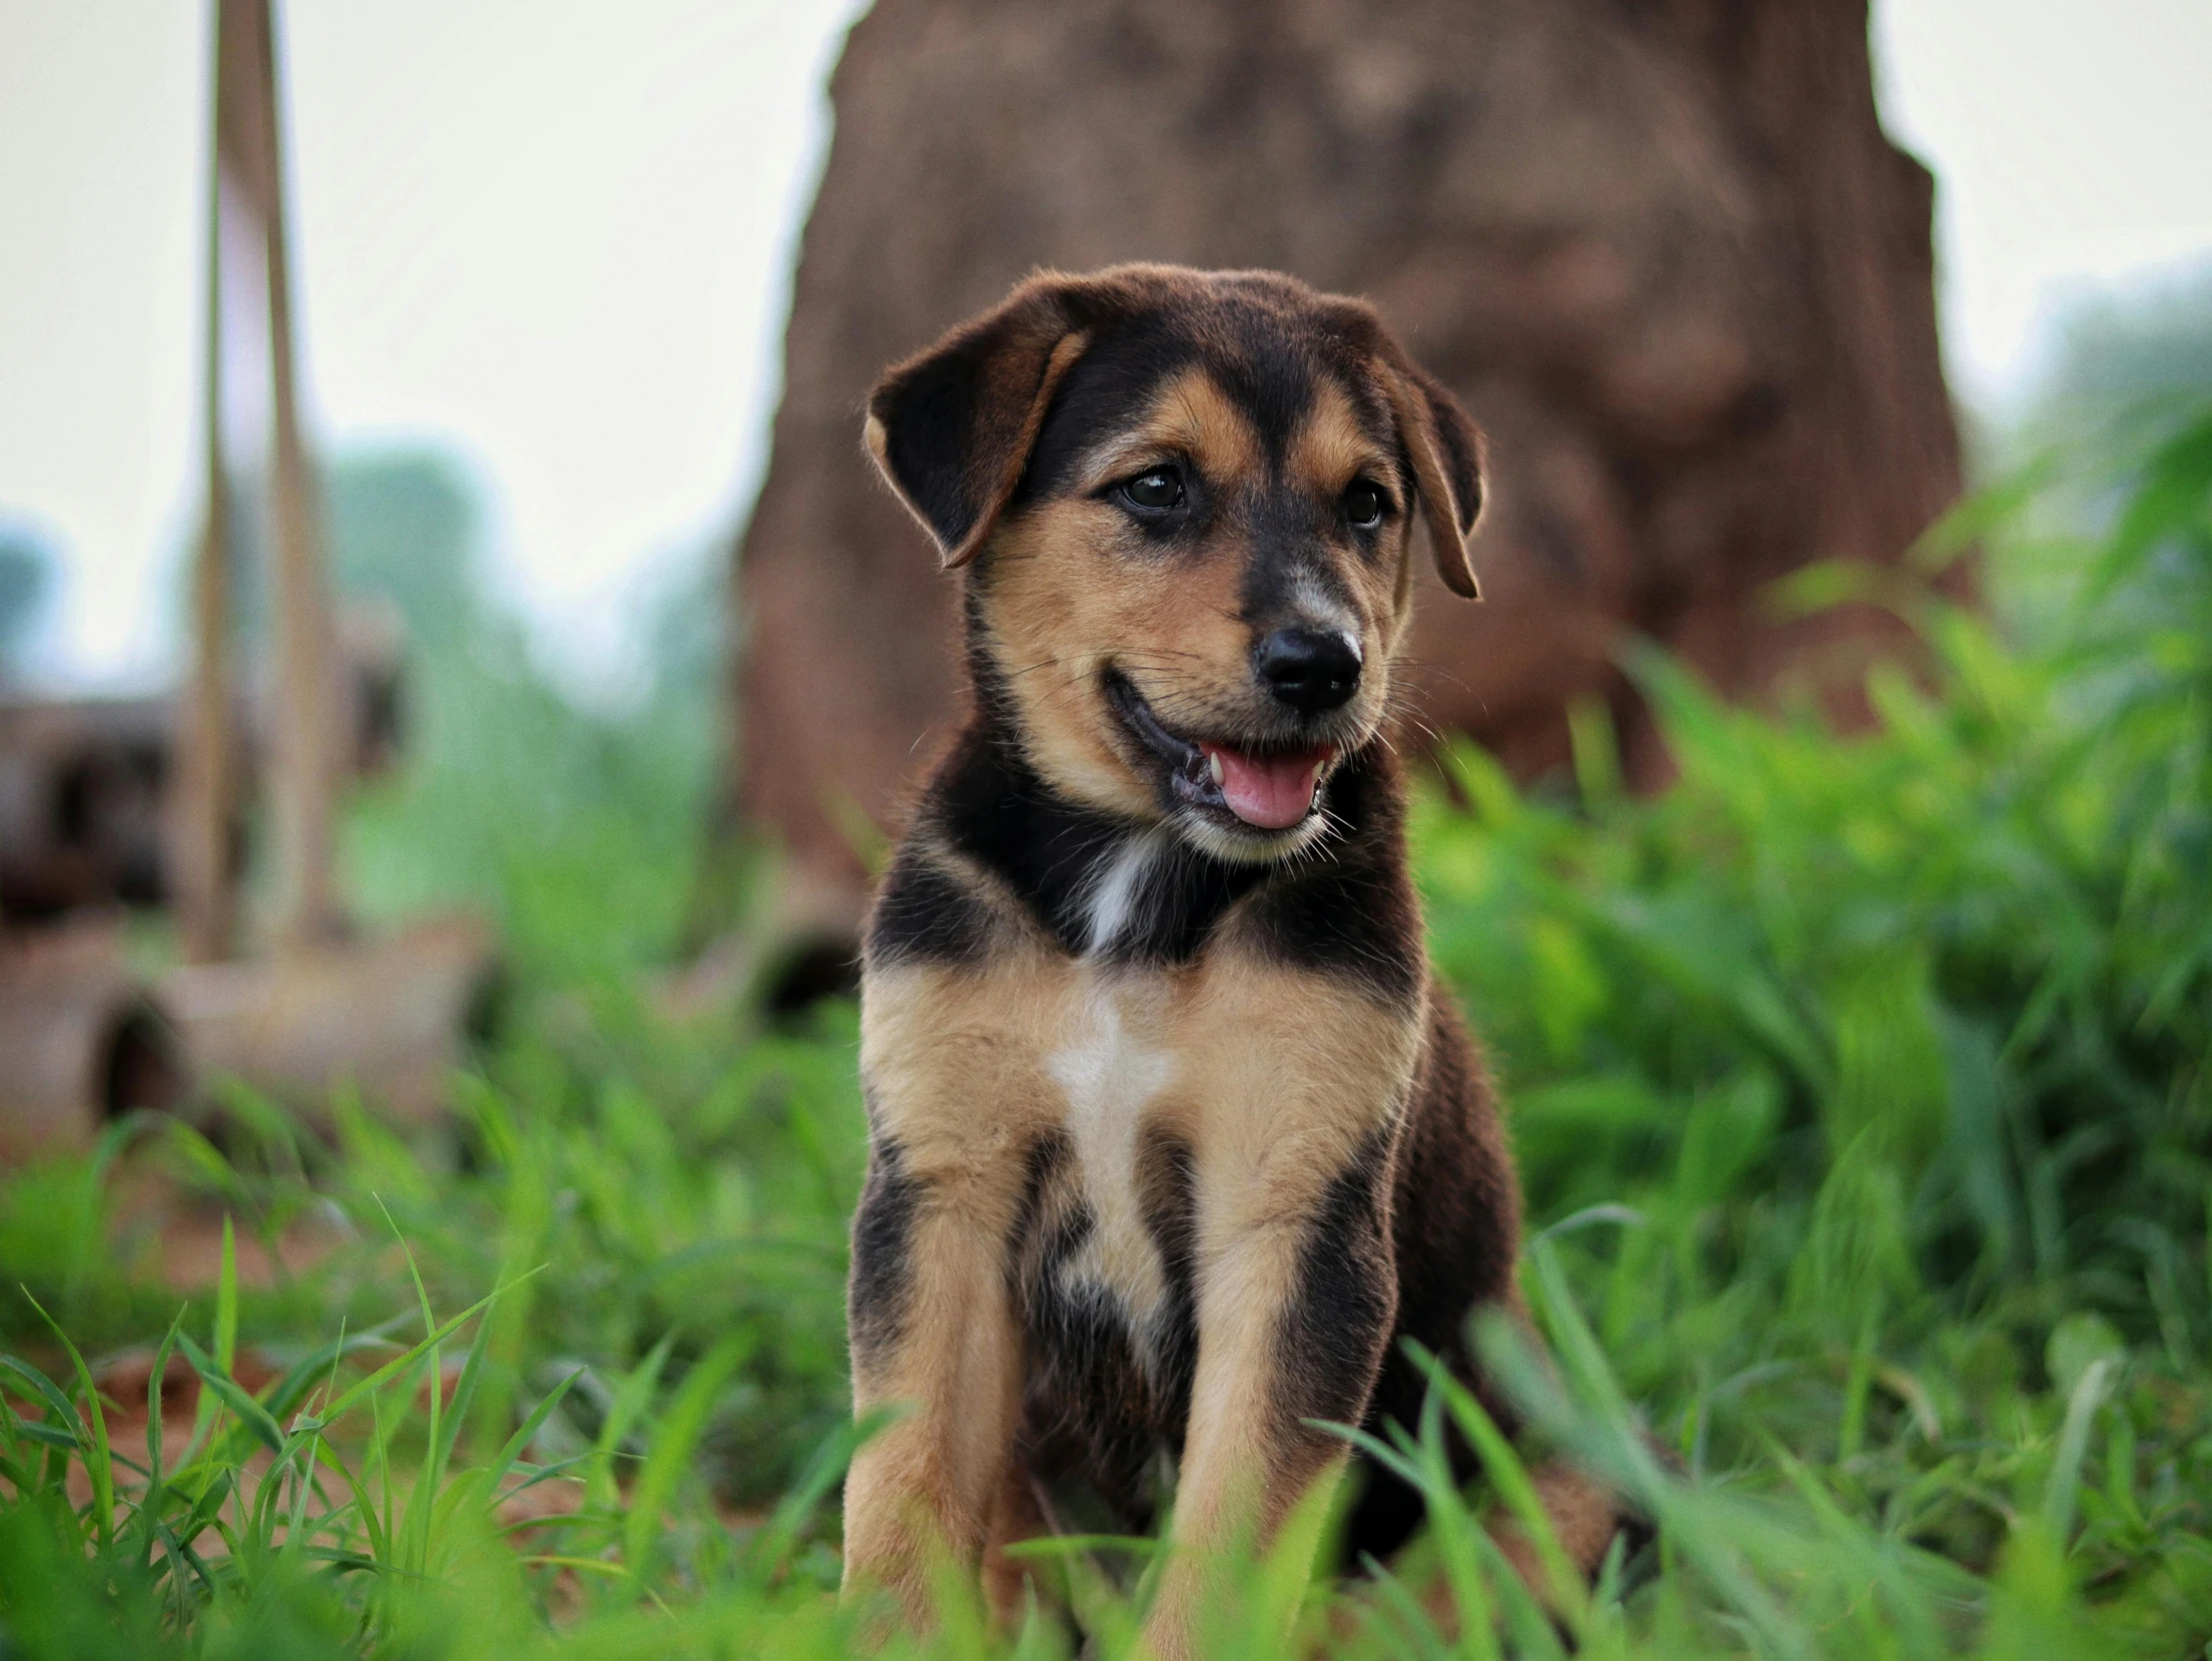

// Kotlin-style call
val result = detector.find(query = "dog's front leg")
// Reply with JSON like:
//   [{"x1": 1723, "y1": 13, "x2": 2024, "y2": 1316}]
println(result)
[
  {"x1": 843, "y1": 959, "x2": 1057, "y2": 1621},
  {"x1": 1145, "y1": 1121, "x2": 1401, "y2": 1660},
  {"x1": 842, "y1": 1127, "x2": 1027, "y2": 1613}
]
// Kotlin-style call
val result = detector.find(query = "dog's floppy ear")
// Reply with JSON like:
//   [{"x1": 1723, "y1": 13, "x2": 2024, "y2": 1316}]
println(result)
[
  {"x1": 1384, "y1": 359, "x2": 1486, "y2": 600},
  {"x1": 864, "y1": 284, "x2": 1092, "y2": 569}
]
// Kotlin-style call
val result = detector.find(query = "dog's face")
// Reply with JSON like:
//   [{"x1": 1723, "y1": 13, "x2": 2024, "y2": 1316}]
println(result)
[{"x1": 866, "y1": 266, "x2": 1484, "y2": 863}]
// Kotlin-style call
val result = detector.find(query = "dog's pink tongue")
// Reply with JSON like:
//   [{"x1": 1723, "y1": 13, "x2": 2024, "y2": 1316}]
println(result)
[{"x1": 1206, "y1": 745, "x2": 1326, "y2": 830}]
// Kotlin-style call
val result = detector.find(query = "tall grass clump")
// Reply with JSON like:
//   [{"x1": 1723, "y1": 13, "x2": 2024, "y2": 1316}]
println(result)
[
  {"x1": 1411, "y1": 407, "x2": 2212, "y2": 1650},
  {"x1": 3, "y1": 408, "x2": 2210, "y2": 1656}
]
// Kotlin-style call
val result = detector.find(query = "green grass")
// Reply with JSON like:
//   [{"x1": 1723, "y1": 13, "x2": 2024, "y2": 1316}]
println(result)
[{"x1": 3, "y1": 408, "x2": 2210, "y2": 1657}]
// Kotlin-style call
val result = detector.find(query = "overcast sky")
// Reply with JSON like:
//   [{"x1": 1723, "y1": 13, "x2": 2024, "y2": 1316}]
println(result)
[{"x1": 2, "y1": 0, "x2": 2209, "y2": 696}]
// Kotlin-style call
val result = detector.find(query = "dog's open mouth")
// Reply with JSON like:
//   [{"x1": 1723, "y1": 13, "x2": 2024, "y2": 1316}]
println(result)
[{"x1": 1105, "y1": 671, "x2": 1335, "y2": 833}]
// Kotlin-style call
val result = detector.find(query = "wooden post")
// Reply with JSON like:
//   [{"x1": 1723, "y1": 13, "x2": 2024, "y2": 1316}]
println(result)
[
  {"x1": 213, "y1": 0, "x2": 345, "y2": 949},
  {"x1": 255, "y1": 0, "x2": 344, "y2": 948},
  {"x1": 173, "y1": 1, "x2": 238, "y2": 965}
]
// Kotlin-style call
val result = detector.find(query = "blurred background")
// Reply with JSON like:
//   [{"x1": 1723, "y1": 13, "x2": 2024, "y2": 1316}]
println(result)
[
  {"x1": 3, "y1": 1, "x2": 2209, "y2": 998},
  {"x1": 4, "y1": 1, "x2": 2209, "y2": 697},
  {"x1": 2, "y1": 3, "x2": 2212, "y2": 1652}
]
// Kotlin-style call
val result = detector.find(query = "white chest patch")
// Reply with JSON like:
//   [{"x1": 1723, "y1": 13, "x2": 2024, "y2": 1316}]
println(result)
[
  {"x1": 1045, "y1": 975, "x2": 1176, "y2": 1329},
  {"x1": 1082, "y1": 827, "x2": 1166, "y2": 956}
]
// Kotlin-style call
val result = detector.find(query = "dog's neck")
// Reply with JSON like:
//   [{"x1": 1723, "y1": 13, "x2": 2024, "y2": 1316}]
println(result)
[{"x1": 925, "y1": 622, "x2": 1412, "y2": 972}]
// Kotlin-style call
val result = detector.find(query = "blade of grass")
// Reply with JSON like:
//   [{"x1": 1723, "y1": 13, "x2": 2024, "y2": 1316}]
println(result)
[
  {"x1": 622, "y1": 1334, "x2": 749, "y2": 1590},
  {"x1": 177, "y1": 1216, "x2": 242, "y2": 1469},
  {"x1": 175, "y1": 1332, "x2": 285, "y2": 1455},
  {"x1": 2041, "y1": 1356, "x2": 2113, "y2": 1540},
  {"x1": 263, "y1": 1315, "x2": 411, "y2": 1424},
  {"x1": 132, "y1": 1312, "x2": 185, "y2": 1568},
  {"x1": 481, "y1": 1368, "x2": 583, "y2": 1501},
  {"x1": 586, "y1": 1331, "x2": 676, "y2": 1517},
  {"x1": 746, "y1": 1403, "x2": 904, "y2": 1586},
  {"x1": 0, "y1": 1349, "x2": 89, "y2": 1448},
  {"x1": 19, "y1": 1291, "x2": 115, "y2": 1549},
  {"x1": 315, "y1": 1281, "x2": 520, "y2": 1426},
  {"x1": 378, "y1": 1197, "x2": 447, "y2": 1579},
  {"x1": 1406, "y1": 1338, "x2": 1590, "y2": 1635}
]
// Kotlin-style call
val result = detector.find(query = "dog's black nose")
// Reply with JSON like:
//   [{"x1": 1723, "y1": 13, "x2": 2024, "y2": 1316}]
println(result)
[{"x1": 1255, "y1": 627, "x2": 1362, "y2": 714}]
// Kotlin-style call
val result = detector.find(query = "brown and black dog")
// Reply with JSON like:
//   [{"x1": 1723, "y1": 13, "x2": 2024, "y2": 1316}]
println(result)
[{"x1": 842, "y1": 265, "x2": 1628, "y2": 1653}]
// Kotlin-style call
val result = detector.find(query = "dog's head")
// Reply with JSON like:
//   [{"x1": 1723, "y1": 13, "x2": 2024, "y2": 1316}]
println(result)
[{"x1": 866, "y1": 265, "x2": 1484, "y2": 863}]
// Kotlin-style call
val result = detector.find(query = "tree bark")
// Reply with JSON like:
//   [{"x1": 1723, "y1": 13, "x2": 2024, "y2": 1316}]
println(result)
[{"x1": 722, "y1": 0, "x2": 1960, "y2": 901}]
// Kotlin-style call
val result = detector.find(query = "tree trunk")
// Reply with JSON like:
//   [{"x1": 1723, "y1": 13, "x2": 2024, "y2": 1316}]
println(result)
[{"x1": 722, "y1": 0, "x2": 1960, "y2": 905}]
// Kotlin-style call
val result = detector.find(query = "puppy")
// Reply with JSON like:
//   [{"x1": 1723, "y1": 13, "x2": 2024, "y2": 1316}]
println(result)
[{"x1": 843, "y1": 265, "x2": 1626, "y2": 1653}]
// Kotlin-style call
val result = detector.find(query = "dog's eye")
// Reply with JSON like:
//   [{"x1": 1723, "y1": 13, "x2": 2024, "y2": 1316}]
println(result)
[
  {"x1": 1119, "y1": 468, "x2": 1185, "y2": 512},
  {"x1": 1343, "y1": 479, "x2": 1386, "y2": 529}
]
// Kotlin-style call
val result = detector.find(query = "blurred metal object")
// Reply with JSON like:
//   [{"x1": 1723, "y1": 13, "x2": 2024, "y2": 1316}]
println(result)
[
  {"x1": 0, "y1": 697, "x2": 171, "y2": 918},
  {"x1": 0, "y1": 617, "x2": 403, "y2": 923},
  {"x1": 163, "y1": 914, "x2": 499, "y2": 1131},
  {"x1": 0, "y1": 923, "x2": 188, "y2": 1162}
]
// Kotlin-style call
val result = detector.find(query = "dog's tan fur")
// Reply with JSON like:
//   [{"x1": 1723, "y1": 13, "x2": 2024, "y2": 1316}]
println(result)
[{"x1": 852, "y1": 946, "x2": 1422, "y2": 1611}]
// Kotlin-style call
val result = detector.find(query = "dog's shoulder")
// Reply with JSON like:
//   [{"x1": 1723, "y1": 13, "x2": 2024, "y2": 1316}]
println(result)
[
  {"x1": 866, "y1": 723, "x2": 1109, "y2": 969},
  {"x1": 869, "y1": 832, "x2": 1002, "y2": 969}
]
